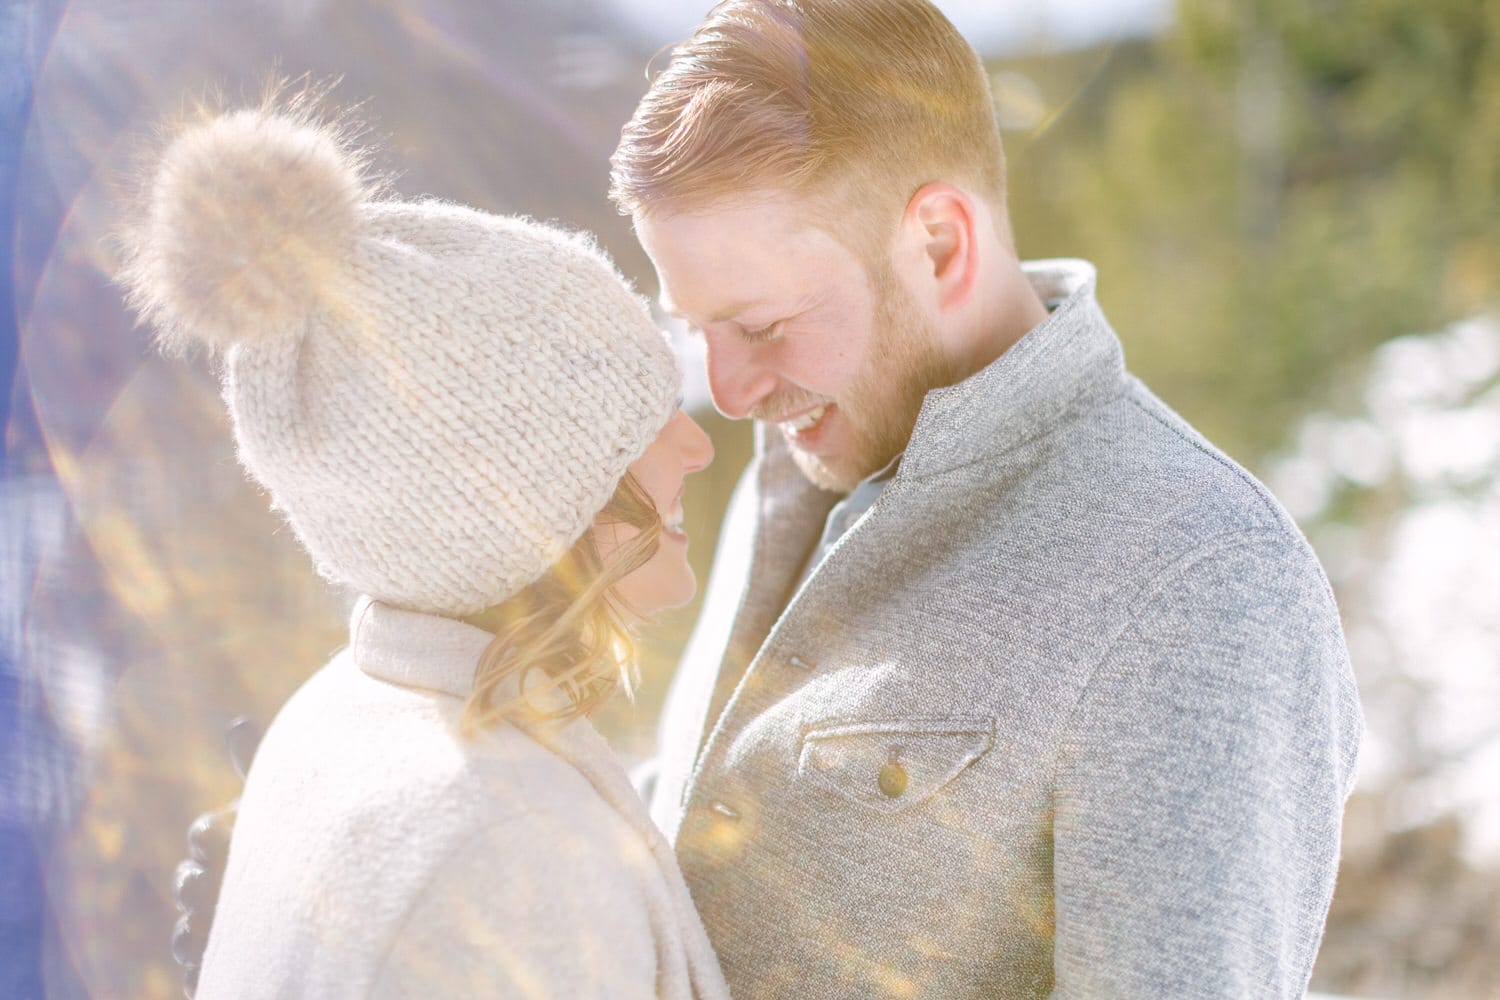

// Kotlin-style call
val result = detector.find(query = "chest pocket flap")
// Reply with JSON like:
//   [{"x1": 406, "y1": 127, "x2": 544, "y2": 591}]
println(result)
[{"x1": 797, "y1": 716, "x2": 995, "y2": 815}]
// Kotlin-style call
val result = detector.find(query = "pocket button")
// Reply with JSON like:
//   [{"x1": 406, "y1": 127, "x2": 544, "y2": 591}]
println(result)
[{"x1": 878, "y1": 751, "x2": 909, "y2": 799}]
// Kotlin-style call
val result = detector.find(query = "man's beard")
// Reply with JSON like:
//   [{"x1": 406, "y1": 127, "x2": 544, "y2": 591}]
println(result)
[{"x1": 790, "y1": 268, "x2": 966, "y2": 493}]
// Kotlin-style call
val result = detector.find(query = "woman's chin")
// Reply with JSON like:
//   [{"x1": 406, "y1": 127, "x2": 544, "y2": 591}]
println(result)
[{"x1": 619, "y1": 565, "x2": 698, "y2": 619}]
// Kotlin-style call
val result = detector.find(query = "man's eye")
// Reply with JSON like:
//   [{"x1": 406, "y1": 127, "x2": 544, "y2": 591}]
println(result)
[{"x1": 741, "y1": 322, "x2": 779, "y2": 343}]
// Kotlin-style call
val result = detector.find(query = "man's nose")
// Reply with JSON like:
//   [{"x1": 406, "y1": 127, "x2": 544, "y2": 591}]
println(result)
[{"x1": 702, "y1": 330, "x2": 776, "y2": 420}]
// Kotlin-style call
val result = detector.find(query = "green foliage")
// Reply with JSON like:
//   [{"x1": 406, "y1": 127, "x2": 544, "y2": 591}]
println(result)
[{"x1": 1004, "y1": 0, "x2": 1500, "y2": 464}]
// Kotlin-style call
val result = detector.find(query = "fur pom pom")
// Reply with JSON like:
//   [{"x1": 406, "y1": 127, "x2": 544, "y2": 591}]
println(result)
[{"x1": 119, "y1": 106, "x2": 368, "y2": 353}]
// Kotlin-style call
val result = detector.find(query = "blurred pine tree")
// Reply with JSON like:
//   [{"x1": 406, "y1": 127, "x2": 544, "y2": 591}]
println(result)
[{"x1": 1003, "y1": 0, "x2": 1500, "y2": 464}]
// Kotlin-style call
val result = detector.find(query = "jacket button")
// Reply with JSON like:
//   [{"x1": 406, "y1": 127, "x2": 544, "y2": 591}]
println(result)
[
  {"x1": 682, "y1": 798, "x2": 750, "y2": 867},
  {"x1": 878, "y1": 750, "x2": 909, "y2": 798}
]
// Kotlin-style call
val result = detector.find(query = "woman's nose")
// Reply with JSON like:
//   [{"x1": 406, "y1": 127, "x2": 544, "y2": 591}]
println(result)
[{"x1": 674, "y1": 410, "x2": 715, "y2": 473}]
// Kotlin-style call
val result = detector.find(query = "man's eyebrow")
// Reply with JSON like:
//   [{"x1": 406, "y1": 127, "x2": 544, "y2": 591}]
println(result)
[{"x1": 660, "y1": 296, "x2": 761, "y2": 324}]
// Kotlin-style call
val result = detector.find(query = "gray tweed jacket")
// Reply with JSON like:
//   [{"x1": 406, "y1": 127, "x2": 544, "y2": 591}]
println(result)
[{"x1": 651, "y1": 259, "x2": 1363, "y2": 999}]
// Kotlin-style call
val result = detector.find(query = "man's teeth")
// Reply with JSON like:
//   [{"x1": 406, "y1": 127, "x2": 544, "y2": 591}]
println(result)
[{"x1": 781, "y1": 404, "x2": 829, "y2": 433}]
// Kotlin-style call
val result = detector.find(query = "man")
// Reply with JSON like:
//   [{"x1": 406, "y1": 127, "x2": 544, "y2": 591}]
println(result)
[{"x1": 609, "y1": 1, "x2": 1362, "y2": 997}]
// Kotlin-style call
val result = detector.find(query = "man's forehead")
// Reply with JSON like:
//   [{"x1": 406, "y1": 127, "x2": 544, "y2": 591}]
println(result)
[
  {"x1": 635, "y1": 192, "x2": 810, "y2": 258},
  {"x1": 637, "y1": 196, "x2": 831, "y2": 321}
]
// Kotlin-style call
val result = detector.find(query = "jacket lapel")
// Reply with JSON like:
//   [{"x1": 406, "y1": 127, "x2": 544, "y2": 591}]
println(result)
[{"x1": 705, "y1": 423, "x2": 840, "y2": 728}]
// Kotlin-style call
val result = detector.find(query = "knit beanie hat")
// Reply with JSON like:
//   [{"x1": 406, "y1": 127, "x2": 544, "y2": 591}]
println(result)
[{"x1": 117, "y1": 106, "x2": 681, "y2": 616}]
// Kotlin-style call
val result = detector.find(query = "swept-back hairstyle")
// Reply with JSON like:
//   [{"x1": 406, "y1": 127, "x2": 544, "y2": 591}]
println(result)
[{"x1": 610, "y1": 0, "x2": 1008, "y2": 259}]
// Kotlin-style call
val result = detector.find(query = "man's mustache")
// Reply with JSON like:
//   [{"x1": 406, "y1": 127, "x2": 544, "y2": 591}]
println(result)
[{"x1": 750, "y1": 390, "x2": 835, "y2": 425}]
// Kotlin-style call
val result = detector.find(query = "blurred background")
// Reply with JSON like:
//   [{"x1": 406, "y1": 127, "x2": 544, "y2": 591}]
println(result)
[{"x1": 1, "y1": 0, "x2": 1496, "y2": 997}]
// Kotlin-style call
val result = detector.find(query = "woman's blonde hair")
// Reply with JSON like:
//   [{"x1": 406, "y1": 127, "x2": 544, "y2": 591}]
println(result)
[{"x1": 460, "y1": 471, "x2": 662, "y2": 732}]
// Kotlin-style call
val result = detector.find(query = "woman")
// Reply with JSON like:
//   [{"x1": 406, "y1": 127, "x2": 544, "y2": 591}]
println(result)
[{"x1": 117, "y1": 100, "x2": 729, "y2": 998}]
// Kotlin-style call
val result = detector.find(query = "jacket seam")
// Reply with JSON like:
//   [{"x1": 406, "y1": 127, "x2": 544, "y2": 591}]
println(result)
[
  {"x1": 1123, "y1": 390, "x2": 1349, "y2": 613},
  {"x1": 1124, "y1": 393, "x2": 1284, "y2": 524},
  {"x1": 1044, "y1": 525, "x2": 1289, "y2": 799}
]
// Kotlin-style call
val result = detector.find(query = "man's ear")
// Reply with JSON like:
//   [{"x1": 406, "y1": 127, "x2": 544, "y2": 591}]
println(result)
[{"x1": 897, "y1": 182, "x2": 980, "y2": 314}]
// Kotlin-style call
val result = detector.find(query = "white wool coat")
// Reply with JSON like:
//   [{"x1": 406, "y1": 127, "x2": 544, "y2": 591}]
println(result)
[{"x1": 196, "y1": 597, "x2": 729, "y2": 1000}]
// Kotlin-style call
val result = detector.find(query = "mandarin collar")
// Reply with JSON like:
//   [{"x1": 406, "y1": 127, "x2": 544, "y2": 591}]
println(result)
[
  {"x1": 896, "y1": 258, "x2": 1126, "y2": 481},
  {"x1": 349, "y1": 596, "x2": 569, "y2": 714}
]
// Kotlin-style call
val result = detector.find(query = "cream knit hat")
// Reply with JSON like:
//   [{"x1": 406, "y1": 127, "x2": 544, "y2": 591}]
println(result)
[{"x1": 117, "y1": 106, "x2": 680, "y2": 616}]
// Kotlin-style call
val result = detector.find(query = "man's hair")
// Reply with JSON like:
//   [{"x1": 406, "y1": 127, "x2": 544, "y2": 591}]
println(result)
[{"x1": 609, "y1": 0, "x2": 1007, "y2": 259}]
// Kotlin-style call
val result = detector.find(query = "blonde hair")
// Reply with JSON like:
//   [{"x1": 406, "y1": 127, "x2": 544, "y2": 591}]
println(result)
[
  {"x1": 609, "y1": 0, "x2": 1008, "y2": 260},
  {"x1": 460, "y1": 472, "x2": 661, "y2": 732}
]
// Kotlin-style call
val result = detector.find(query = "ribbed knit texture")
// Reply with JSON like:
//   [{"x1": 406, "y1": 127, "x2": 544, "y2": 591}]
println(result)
[{"x1": 119, "y1": 110, "x2": 680, "y2": 615}]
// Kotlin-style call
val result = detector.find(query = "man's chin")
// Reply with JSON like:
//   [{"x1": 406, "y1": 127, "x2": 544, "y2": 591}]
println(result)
[{"x1": 788, "y1": 442, "x2": 877, "y2": 494}]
